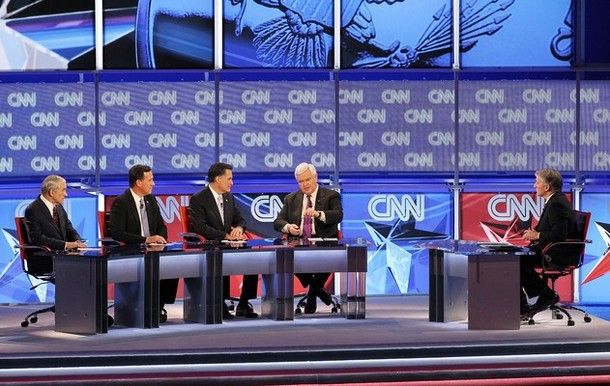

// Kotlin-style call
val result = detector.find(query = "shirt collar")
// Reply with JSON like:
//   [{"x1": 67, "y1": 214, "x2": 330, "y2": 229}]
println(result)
[
  {"x1": 40, "y1": 194, "x2": 55, "y2": 215},
  {"x1": 209, "y1": 186, "x2": 223, "y2": 202},
  {"x1": 130, "y1": 188, "x2": 144, "y2": 205}
]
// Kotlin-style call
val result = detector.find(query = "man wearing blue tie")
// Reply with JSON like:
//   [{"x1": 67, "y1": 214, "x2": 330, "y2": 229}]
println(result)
[
  {"x1": 110, "y1": 164, "x2": 178, "y2": 323},
  {"x1": 274, "y1": 162, "x2": 344, "y2": 313}
]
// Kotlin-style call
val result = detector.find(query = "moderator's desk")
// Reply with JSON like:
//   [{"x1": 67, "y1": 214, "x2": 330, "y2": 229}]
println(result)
[{"x1": 425, "y1": 240, "x2": 531, "y2": 330}]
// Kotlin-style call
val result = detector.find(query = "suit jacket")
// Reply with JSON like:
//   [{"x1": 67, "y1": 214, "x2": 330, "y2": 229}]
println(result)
[
  {"x1": 24, "y1": 197, "x2": 81, "y2": 251},
  {"x1": 273, "y1": 187, "x2": 343, "y2": 238},
  {"x1": 532, "y1": 191, "x2": 576, "y2": 260},
  {"x1": 189, "y1": 187, "x2": 245, "y2": 241},
  {"x1": 110, "y1": 189, "x2": 167, "y2": 244}
]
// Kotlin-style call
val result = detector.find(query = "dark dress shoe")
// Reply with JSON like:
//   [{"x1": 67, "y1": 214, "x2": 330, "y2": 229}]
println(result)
[
  {"x1": 530, "y1": 290, "x2": 559, "y2": 315},
  {"x1": 160, "y1": 308, "x2": 168, "y2": 323},
  {"x1": 107, "y1": 314, "x2": 114, "y2": 327},
  {"x1": 304, "y1": 293, "x2": 317, "y2": 314},
  {"x1": 236, "y1": 302, "x2": 259, "y2": 318},
  {"x1": 223, "y1": 304, "x2": 234, "y2": 320},
  {"x1": 317, "y1": 288, "x2": 333, "y2": 306}
]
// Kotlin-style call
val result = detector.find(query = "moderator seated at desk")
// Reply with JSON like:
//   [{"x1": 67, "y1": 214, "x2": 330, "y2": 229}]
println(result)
[{"x1": 426, "y1": 239, "x2": 532, "y2": 330}]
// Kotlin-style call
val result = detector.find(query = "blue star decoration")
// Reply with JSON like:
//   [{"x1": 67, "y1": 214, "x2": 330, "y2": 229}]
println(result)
[
  {"x1": 364, "y1": 218, "x2": 447, "y2": 295},
  {"x1": 582, "y1": 221, "x2": 610, "y2": 285}
]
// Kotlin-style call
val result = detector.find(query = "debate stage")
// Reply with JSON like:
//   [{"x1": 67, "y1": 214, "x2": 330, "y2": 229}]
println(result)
[{"x1": 1, "y1": 296, "x2": 610, "y2": 385}]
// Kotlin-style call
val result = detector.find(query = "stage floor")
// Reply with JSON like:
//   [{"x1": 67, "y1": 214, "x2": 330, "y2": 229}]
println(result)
[{"x1": 2, "y1": 295, "x2": 610, "y2": 384}]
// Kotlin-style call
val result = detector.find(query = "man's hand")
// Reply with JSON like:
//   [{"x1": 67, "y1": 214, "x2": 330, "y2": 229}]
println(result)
[
  {"x1": 523, "y1": 228, "x2": 540, "y2": 241},
  {"x1": 66, "y1": 240, "x2": 87, "y2": 250},
  {"x1": 227, "y1": 226, "x2": 246, "y2": 240},
  {"x1": 145, "y1": 235, "x2": 167, "y2": 244},
  {"x1": 287, "y1": 224, "x2": 300, "y2": 236},
  {"x1": 304, "y1": 208, "x2": 319, "y2": 218}
]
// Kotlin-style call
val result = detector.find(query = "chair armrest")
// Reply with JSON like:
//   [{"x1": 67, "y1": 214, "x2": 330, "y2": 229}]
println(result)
[
  {"x1": 541, "y1": 239, "x2": 592, "y2": 256},
  {"x1": 99, "y1": 238, "x2": 121, "y2": 247},
  {"x1": 14, "y1": 244, "x2": 52, "y2": 253},
  {"x1": 179, "y1": 232, "x2": 205, "y2": 244}
]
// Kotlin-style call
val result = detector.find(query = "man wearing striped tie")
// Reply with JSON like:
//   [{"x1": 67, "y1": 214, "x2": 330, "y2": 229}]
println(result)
[
  {"x1": 110, "y1": 164, "x2": 178, "y2": 323},
  {"x1": 274, "y1": 162, "x2": 344, "y2": 314}
]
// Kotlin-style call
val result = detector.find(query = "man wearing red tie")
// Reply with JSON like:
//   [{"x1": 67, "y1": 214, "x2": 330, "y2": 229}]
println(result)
[
  {"x1": 24, "y1": 175, "x2": 86, "y2": 274},
  {"x1": 274, "y1": 162, "x2": 344, "y2": 313}
]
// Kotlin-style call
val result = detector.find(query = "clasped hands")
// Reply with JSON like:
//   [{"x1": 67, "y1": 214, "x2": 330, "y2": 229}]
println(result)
[
  {"x1": 225, "y1": 226, "x2": 246, "y2": 241},
  {"x1": 522, "y1": 228, "x2": 540, "y2": 242}
]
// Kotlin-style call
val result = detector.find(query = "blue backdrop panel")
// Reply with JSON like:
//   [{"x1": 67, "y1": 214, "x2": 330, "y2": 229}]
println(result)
[
  {"x1": 342, "y1": 192, "x2": 452, "y2": 295},
  {"x1": 458, "y1": 80, "x2": 576, "y2": 172},
  {"x1": 579, "y1": 81, "x2": 610, "y2": 172},
  {"x1": 0, "y1": 196, "x2": 97, "y2": 304},
  {"x1": 0, "y1": 81, "x2": 96, "y2": 177},
  {"x1": 579, "y1": 193, "x2": 610, "y2": 304},
  {"x1": 461, "y1": 0, "x2": 572, "y2": 67},
  {"x1": 98, "y1": 80, "x2": 216, "y2": 175},
  {"x1": 219, "y1": 80, "x2": 335, "y2": 172},
  {"x1": 338, "y1": 80, "x2": 454, "y2": 172}
]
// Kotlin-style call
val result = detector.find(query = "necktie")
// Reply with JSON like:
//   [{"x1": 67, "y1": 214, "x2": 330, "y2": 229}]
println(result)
[
  {"x1": 217, "y1": 195, "x2": 225, "y2": 225},
  {"x1": 302, "y1": 194, "x2": 313, "y2": 239},
  {"x1": 52, "y1": 205, "x2": 60, "y2": 228},
  {"x1": 140, "y1": 198, "x2": 150, "y2": 237}
]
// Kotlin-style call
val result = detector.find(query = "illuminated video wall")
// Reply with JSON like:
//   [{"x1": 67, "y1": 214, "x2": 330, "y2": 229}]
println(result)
[{"x1": 0, "y1": 0, "x2": 579, "y2": 71}]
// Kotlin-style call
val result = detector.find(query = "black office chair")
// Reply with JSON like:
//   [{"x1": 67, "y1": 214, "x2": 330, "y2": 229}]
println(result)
[
  {"x1": 528, "y1": 210, "x2": 592, "y2": 326},
  {"x1": 294, "y1": 231, "x2": 342, "y2": 315},
  {"x1": 15, "y1": 217, "x2": 55, "y2": 328}
]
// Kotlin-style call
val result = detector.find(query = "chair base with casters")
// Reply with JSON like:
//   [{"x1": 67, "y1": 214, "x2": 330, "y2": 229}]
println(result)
[
  {"x1": 21, "y1": 304, "x2": 55, "y2": 328},
  {"x1": 294, "y1": 293, "x2": 341, "y2": 314},
  {"x1": 526, "y1": 211, "x2": 592, "y2": 327}
]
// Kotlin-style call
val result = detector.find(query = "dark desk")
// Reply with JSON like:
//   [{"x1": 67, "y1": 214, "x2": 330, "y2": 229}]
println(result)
[
  {"x1": 54, "y1": 246, "x2": 159, "y2": 335},
  {"x1": 425, "y1": 240, "x2": 531, "y2": 330},
  {"x1": 215, "y1": 239, "x2": 367, "y2": 320},
  {"x1": 53, "y1": 240, "x2": 368, "y2": 334}
]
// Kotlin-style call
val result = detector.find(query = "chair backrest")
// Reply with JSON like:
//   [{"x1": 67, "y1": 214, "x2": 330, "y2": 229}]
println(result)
[
  {"x1": 14, "y1": 217, "x2": 31, "y2": 266},
  {"x1": 543, "y1": 210, "x2": 591, "y2": 271},
  {"x1": 98, "y1": 211, "x2": 111, "y2": 238},
  {"x1": 179, "y1": 206, "x2": 194, "y2": 233},
  {"x1": 179, "y1": 206, "x2": 207, "y2": 243}
]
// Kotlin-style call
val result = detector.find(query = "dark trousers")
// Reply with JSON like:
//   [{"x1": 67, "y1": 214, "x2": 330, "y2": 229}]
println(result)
[
  {"x1": 160, "y1": 279, "x2": 179, "y2": 306},
  {"x1": 296, "y1": 273, "x2": 331, "y2": 294},
  {"x1": 520, "y1": 254, "x2": 548, "y2": 298},
  {"x1": 223, "y1": 275, "x2": 258, "y2": 301}
]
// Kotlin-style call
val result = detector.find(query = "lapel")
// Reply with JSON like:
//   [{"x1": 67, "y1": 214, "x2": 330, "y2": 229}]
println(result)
[
  {"x1": 56, "y1": 205, "x2": 66, "y2": 238},
  {"x1": 38, "y1": 198, "x2": 62, "y2": 235},
  {"x1": 315, "y1": 188, "x2": 325, "y2": 209},
  {"x1": 205, "y1": 188, "x2": 224, "y2": 226},
  {"x1": 127, "y1": 190, "x2": 142, "y2": 228},
  {"x1": 537, "y1": 193, "x2": 557, "y2": 230}
]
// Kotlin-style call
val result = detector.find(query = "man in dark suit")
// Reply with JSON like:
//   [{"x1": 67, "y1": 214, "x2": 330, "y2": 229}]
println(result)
[
  {"x1": 110, "y1": 164, "x2": 178, "y2": 323},
  {"x1": 273, "y1": 162, "x2": 343, "y2": 313},
  {"x1": 189, "y1": 162, "x2": 258, "y2": 319},
  {"x1": 24, "y1": 175, "x2": 86, "y2": 275},
  {"x1": 522, "y1": 168, "x2": 576, "y2": 316}
]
